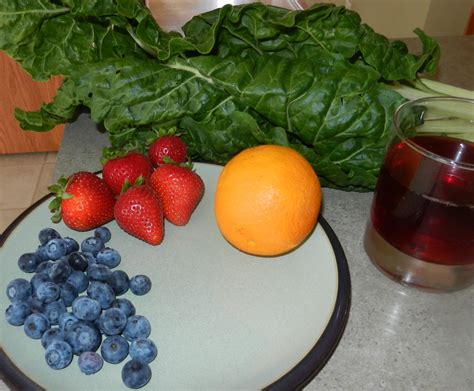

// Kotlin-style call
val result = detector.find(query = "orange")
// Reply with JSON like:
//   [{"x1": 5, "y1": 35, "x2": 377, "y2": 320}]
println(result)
[{"x1": 214, "y1": 145, "x2": 322, "y2": 256}]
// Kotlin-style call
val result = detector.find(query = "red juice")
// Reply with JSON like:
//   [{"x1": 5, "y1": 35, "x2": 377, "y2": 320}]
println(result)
[{"x1": 365, "y1": 135, "x2": 474, "y2": 291}]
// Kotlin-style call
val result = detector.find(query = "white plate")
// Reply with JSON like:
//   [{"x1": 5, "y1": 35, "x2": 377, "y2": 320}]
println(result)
[{"x1": 0, "y1": 163, "x2": 350, "y2": 390}]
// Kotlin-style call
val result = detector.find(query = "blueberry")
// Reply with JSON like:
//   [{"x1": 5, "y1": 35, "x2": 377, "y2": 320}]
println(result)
[
  {"x1": 83, "y1": 252, "x2": 97, "y2": 268},
  {"x1": 24, "y1": 313, "x2": 50, "y2": 339},
  {"x1": 94, "y1": 227, "x2": 111, "y2": 243},
  {"x1": 45, "y1": 340, "x2": 73, "y2": 370},
  {"x1": 35, "y1": 260, "x2": 54, "y2": 275},
  {"x1": 36, "y1": 281, "x2": 60, "y2": 303},
  {"x1": 78, "y1": 351, "x2": 103, "y2": 375},
  {"x1": 111, "y1": 298, "x2": 136, "y2": 318},
  {"x1": 109, "y1": 270, "x2": 130, "y2": 295},
  {"x1": 48, "y1": 259, "x2": 72, "y2": 283},
  {"x1": 65, "y1": 321, "x2": 102, "y2": 355},
  {"x1": 67, "y1": 252, "x2": 89, "y2": 271},
  {"x1": 28, "y1": 295, "x2": 45, "y2": 313},
  {"x1": 31, "y1": 272, "x2": 51, "y2": 293},
  {"x1": 59, "y1": 282, "x2": 78, "y2": 306},
  {"x1": 41, "y1": 327, "x2": 64, "y2": 349},
  {"x1": 96, "y1": 247, "x2": 121, "y2": 269},
  {"x1": 5, "y1": 302, "x2": 31, "y2": 326},
  {"x1": 99, "y1": 308, "x2": 127, "y2": 336},
  {"x1": 45, "y1": 239, "x2": 67, "y2": 260},
  {"x1": 72, "y1": 297, "x2": 102, "y2": 321},
  {"x1": 122, "y1": 315, "x2": 151, "y2": 342},
  {"x1": 87, "y1": 263, "x2": 112, "y2": 282},
  {"x1": 101, "y1": 335, "x2": 129, "y2": 364},
  {"x1": 62, "y1": 237, "x2": 79, "y2": 254},
  {"x1": 39, "y1": 228, "x2": 61, "y2": 245},
  {"x1": 58, "y1": 312, "x2": 80, "y2": 333},
  {"x1": 129, "y1": 275, "x2": 152, "y2": 296},
  {"x1": 130, "y1": 338, "x2": 157, "y2": 364},
  {"x1": 66, "y1": 270, "x2": 89, "y2": 294},
  {"x1": 81, "y1": 237, "x2": 104, "y2": 256},
  {"x1": 122, "y1": 359, "x2": 152, "y2": 389},
  {"x1": 6, "y1": 278, "x2": 32, "y2": 302},
  {"x1": 35, "y1": 245, "x2": 50, "y2": 262},
  {"x1": 18, "y1": 253, "x2": 40, "y2": 273},
  {"x1": 43, "y1": 300, "x2": 67, "y2": 325},
  {"x1": 87, "y1": 281, "x2": 115, "y2": 309}
]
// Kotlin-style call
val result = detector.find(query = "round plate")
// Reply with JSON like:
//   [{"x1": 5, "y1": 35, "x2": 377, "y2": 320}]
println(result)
[{"x1": 0, "y1": 163, "x2": 350, "y2": 391}]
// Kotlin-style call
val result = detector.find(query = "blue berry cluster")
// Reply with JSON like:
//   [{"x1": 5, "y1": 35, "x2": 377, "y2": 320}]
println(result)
[{"x1": 5, "y1": 227, "x2": 156, "y2": 389}]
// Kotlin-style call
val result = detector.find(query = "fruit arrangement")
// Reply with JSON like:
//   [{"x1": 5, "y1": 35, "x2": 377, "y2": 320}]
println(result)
[
  {"x1": 3, "y1": 133, "x2": 324, "y2": 387},
  {"x1": 49, "y1": 135, "x2": 204, "y2": 245},
  {"x1": 5, "y1": 226, "x2": 156, "y2": 389}
]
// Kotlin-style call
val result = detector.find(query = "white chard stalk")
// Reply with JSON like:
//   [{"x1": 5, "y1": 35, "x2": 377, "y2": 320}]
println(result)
[{"x1": 390, "y1": 78, "x2": 474, "y2": 142}]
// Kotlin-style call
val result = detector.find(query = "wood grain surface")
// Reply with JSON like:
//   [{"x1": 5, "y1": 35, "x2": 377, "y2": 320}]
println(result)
[{"x1": 0, "y1": 52, "x2": 64, "y2": 154}]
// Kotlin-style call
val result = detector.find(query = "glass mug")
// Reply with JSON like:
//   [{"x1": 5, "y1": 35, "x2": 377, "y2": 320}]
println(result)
[{"x1": 364, "y1": 97, "x2": 474, "y2": 292}]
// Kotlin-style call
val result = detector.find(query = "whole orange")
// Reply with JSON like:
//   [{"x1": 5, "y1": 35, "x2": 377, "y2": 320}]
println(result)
[{"x1": 214, "y1": 145, "x2": 322, "y2": 256}]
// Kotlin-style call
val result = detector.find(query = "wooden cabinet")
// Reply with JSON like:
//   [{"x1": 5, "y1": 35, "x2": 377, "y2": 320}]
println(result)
[{"x1": 0, "y1": 52, "x2": 64, "y2": 154}]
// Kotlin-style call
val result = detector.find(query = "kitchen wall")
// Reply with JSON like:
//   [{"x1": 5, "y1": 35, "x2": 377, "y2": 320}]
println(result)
[
  {"x1": 423, "y1": 0, "x2": 473, "y2": 36},
  {"x1": 314, "y1": 0, "x2": 474, "y2": 38},
  {"x1": 349, "y1": 0, "x2": 431, "y2": 38}
]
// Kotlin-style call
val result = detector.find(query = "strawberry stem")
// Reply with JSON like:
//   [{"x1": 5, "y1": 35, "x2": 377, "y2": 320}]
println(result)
[
  {"x1": 47, "y1": 175, "x2": 73, "y2": 224},
  {"x1": 119, "y1": 176, "x2": 146, "y2": 194},
  {"x1": 134, "y1": 176, "x2": 146, "y2": 186},
  {"x1": 120, "y1": 178, "x2": 132, "y2": 194},
  {"x1": 162, "y1": 155, "x2": 194, "y2": 170}
]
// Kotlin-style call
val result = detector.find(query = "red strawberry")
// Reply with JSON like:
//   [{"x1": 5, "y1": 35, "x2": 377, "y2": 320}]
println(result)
[
  {"x1": 149, "y1": 165, "x2": 205, "y2": 226},
  {"x1": 103, "y1": 152, "x2": 153, "y2": 195},
  {"x1": 48, "y1": 172, "x2": 115, "y2": 231},
  {"x1": 114, "y1": 185, "x2": 164, "y2": 245},
  {"x1": 148, "y1": 135, "x2": 187, "y2": 167}
]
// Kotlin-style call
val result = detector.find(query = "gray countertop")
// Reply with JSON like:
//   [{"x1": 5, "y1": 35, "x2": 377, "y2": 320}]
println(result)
[{"x1": 50, "y1": 36, "x2": 473, "y2": 390}]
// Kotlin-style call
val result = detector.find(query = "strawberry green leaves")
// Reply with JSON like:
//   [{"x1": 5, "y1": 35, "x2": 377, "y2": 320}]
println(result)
[{"x1": 47, "y1": 176, "x2": 73, "y2": 223}]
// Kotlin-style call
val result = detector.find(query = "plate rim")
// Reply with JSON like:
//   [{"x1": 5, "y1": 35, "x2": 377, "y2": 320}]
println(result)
[
  {"x1": 263, "y1": 215, "x2": 351, "y2": 390},
  {"x1": 0, "y1": 166, "x2": 351, "y2": 391}
]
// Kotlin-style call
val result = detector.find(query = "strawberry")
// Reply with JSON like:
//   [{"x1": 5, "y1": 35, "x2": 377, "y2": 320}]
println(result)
[
  {"x1": 48, "y1": 172, "x2": 115, "y2": 231},
  {"x1": 114, "y1": 184, "x2": 164, "y2": 245},
  {"x1": 102, "y1": 152, "x2": 153, "y2": 195},
  {"x1": 149, "y1": 164, "x2": 205, "y2": 226},
  {"x1": 148, "y1": 135, "x2": 187, "y2": 167}
]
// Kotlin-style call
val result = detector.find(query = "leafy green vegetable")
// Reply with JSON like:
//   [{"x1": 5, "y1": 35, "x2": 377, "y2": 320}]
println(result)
[
  {"x1": 179, "y1": 3, "x2": 439, "y2": 80},
  {"x1": 0, "y1": 0, "x2": 151, "y2": 79},
  {"x1": 0, "y1": 0, "x2": 445, "y2": 190}
]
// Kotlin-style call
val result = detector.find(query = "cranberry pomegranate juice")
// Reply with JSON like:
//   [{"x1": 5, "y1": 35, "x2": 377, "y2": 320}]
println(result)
[{"x1": 371, "y1": 135, "x2": 474, "y2": 265}]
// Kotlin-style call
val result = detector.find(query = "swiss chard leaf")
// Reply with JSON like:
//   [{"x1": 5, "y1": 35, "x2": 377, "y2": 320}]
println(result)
[
  {"x1": 0, "y1": 0, "x2": 150, "y2": 80},
  {"x1": 359, "y1": 27, "x2": 440, "y2": 80},
  {"x1": 179, "y1": 2, "x2": 439, "y2": 80},
  {"x1": 184, "y1": 53, "x2": 405, "y2": 190},
  {"x1": 1, "y1": 1, "x2": 442, "y2": 191},
  {"x1": 16, "y1": 50, "x2": 405, "y2": 191},
  {"x1": 0, "y1": 0, "x2": 69, "y2": 53},
  {"x1": 15, "y1": 56, "x2": 230, "y2": 134}
]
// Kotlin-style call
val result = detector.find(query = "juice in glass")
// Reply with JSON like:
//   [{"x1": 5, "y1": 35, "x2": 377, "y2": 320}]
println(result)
[{"x1": 364, "y1": 97, "x2": 474, "y2": 292}]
